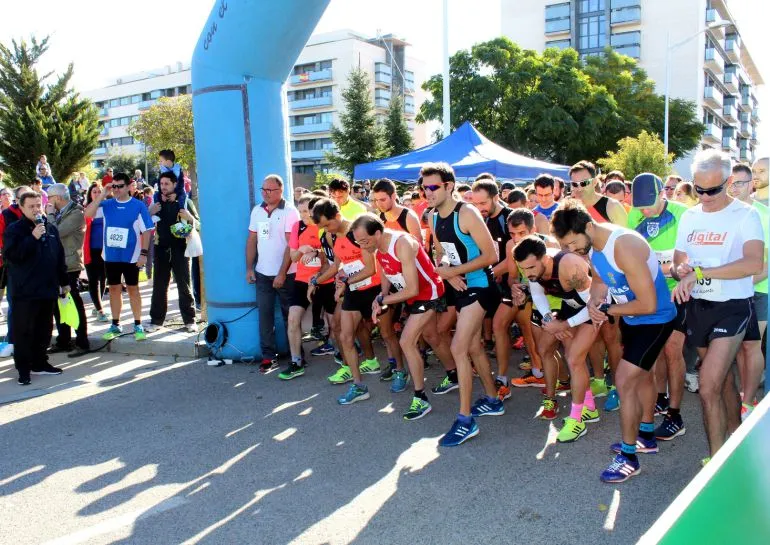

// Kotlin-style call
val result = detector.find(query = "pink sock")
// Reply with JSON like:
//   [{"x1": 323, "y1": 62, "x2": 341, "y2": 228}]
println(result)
[
  {"x1": 570, "y1": 402, "x2": 583, "y2": 420},
  {"x1": 584, "y1": 389, "x2": 596, "y2": 411}
]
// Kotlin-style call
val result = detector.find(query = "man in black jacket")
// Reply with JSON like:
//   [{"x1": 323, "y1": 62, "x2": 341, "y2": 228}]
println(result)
[{"x1": 3, "y1": 191, "x2": 70, "y2": 385}]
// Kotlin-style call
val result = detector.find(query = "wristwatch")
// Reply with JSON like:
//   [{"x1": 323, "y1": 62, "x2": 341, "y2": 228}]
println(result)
[
  {"x1": 542, "y1": 312, "x2": 553, "y2": 324},
  {"x1": 376, "y1": 293, "x2": 385, "y2": 305},
  {"x1": 598, "y1": 302, "x2": 611, "y2": 315},
  {"x1": 310, "y1": 276, "x2": 318, "y2": 286}
]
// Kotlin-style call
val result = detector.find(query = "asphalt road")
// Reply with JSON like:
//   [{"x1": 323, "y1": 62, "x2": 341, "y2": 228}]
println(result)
[{"x1": 0, "y1": 345, "x2": 708, "y2": 545}]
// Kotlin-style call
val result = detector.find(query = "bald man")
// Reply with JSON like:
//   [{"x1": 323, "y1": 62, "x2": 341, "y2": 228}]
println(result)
[{"x1": 752, "y1": 157, "x2": 768, "y2": 205}]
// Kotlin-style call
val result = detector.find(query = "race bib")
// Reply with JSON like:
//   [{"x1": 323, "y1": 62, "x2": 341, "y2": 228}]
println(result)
[
  {"x1": 655, "y1": 249, "x2": 675, "y2": 276},
  {"x1": 421, "y1": 229, "x2": 430, "y2": 243},
  {"x1": 385, "y1": 272, "x2": 406, "y2": 292},
  {"x1": 106, "y1": 227, "x2": 129, "y2": 249},
  {"x1": 305, "y1": 256, "x2": 321, "y2": 268},
  {"x1": 608, "y1": 287, "x2": 630, "y2": 304},
  {"x1": 342, "y1": 259, "x2": 372, "y2": 291},
  {"x1": 690, "y1": 258, "x2": 722, "y2": 298},
  {"x1": 440, "y1": 242, "x2": 462, "y2": 266},
  {"x1": 257, "y1": 222, "x2": 270, "y2": 240}
]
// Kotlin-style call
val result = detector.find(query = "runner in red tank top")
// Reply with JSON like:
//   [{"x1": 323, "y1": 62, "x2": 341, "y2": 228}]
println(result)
[{"x1": 352, "y1": 214, "x2": 458, "y2": 421}]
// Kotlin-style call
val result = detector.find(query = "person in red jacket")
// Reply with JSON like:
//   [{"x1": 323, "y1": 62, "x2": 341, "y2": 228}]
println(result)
[
  {"x1": 0, "y1": 185, "x2": 31, "y2": 357},
  {"x1": 101, "y1": 167, "x2": 114, "y2": 188}
]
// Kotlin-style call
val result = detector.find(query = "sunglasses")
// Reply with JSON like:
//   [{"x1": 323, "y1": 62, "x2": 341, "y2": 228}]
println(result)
[
  {"x1": 423, "y1": 183, "x2": 444, "y2": 192},
  {"x1": 570, "y1": 178, "x2": 593, "y2": 189},
  {"x1": 112, "y1": 184, "x2": 126, "y2": 189},
  {"x1": 694, "y1": 178, "x2": 728, "y2": 196}
]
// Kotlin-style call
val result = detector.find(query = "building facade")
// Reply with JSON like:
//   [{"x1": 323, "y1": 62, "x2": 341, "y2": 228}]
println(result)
[
  {"x1": 501, "y1": 0, "x2": 762, "y2": 173},
  {"x1": 85, "y1": 30, "x2": 427, "y2": 179}
]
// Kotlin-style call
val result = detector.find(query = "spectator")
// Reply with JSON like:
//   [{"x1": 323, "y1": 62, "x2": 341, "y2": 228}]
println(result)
[
  {"x1": 675, "y1": 181, "x2": 698, "y2": 207},
  {"x1": 46, "y1": 184, "x2": 90, "y2": 356},
  {"x1": 500, "y1": 181, "x2": 515, "y2": 202},
  {"x1": 246, "y1": 174, "x2": 299, "y2": 372},
  {"x1": 101, "y1": 167, "x2": 114, "y2": 187},
  {"x1": 293, "y1": 186, "x2": 307, "y2": 203},
  {"x1": 132, "y1": 169, "x2": 146, "y2": 189},
  {"x1": 0, "y1": 188, "x2": 12, "y2": 212},
  {"x1": 84, "y1": 172, "x2": 153, "y2": 341},
  {"x1": 38, "y1": 165, "x2": 55, "y2": 190},
  {"x1": 36, "y1": 154, "x2": 53, "y2": 179},
  {"x1": 157, "y1": 150, "x2": 187, "y2": 208},
  {"x1": 3, "y1": 191, "x2": 69, "y2": 385},
  {"x1": 145, "y1": 171, "x2": 198, "y2": 333},
  {"x1": 83, "y1": 183, "x2": 109, "y2": 322},
  {"x1": 663, "y1": 175, "x2": 683, "y2": 201},
  {"x1": 30, "y1": 178, "x2": 48, "y2": 206},
  {"x1": 0, "y1": 187, "x2": 20, "y2": 320},
  {"x1": 0, "y1": 186, "x2": 30, "y2": 342}
]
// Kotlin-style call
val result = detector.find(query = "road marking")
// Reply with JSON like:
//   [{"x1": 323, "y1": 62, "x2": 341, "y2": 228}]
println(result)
[{"x1": 603, "y1": 489, "x2": 621, "y2": 531}]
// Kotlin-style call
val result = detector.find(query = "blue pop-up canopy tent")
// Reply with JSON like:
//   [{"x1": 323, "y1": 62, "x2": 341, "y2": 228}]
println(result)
[{"x1": 354, "y1": 121, "x2": 569, "y2": 181}]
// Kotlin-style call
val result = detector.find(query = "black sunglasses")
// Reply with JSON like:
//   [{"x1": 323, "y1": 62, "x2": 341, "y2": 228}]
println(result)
[
  {"x1": 112, "y1": 184, "x2": 126, "y2": 189},
  {"x1": 570, "y1": 178, "x2": 593, "y2": 189},
  {"x1": 423, "y1": 183, "x2": 444, "y2": 192},
  {"x1": 694, "y1": 178, "x2": 728, "y2": 197}
]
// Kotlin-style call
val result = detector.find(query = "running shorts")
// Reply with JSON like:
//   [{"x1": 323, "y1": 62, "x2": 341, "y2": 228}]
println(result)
[
  {"x1": 106, "y1": 261, "x2": 140, "y2": 286},
  {"x1": 619, "y1": 317, "x2": 675, "y2": 371},
  {"x1": 685, "y1": 298, "x2": 752, "y2": 348},
  {"x1": 341, "y1": 285, "x2": 379, "y2": 316},
  {"x1": 292, "y1": 281, "x2": 336, "y2": 314}
]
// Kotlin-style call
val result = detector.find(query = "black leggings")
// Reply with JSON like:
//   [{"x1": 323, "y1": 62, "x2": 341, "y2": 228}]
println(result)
[{"x1": 85, "y1": 249, "x2": 107, "y2": 312}]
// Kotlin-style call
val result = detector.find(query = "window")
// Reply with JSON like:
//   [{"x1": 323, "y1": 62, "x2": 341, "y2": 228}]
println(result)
[
  {"x1": 150, "y1": 90, "x2": 163, "y2": 99},
  {"x1": 578, "y1": 14, "x2": 607, "y2": 50},
  {"x1": 375, "y1": 89, "x2": 391, "y2": 100},
  {"x1": 109, "y1": 118, "x2": 120, "y2": 128},
  {"x1": 546, "y1": 39, "x2": 572, "y2": 49},
  {"x1": 545, "y1": 2, "x2": 571, "y2": 33},
  {"x1": 579, "y1": 0, "x2": 604, "y2": 11},
  {"x1": 109, "y1": 98, "x2": 120, "y2": 107},
  {"x1": 611, "y1": 30, "x2": 640, "y2": 58},
  {"x1": 120, "y1": 117, "x2": 130, "y2": 126},
  {"x1": 119, "y1": 96, "x2": 129, "y2": 106},
  {"x1": 131, "y1": 95, "x2": 141, "y2": 104}
]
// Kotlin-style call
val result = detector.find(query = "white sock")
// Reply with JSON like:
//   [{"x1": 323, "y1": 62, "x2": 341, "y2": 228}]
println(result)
[{"x1": 532, "y1": 368, "x2": 544, "y2": 378}]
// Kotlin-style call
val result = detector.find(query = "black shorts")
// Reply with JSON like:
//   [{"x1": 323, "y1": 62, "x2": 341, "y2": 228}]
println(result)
[
  {"x1": 106, "y1": 261, "x2": 140, "y2": 286},
  {"x1": 455, "y1": 286, "x2": 501, "y2": 313},
  {"x1": 745, "y1": 297, "x2": 762, "y2": 342},
  {"x1": 406, "y1": 297, "x2": 445, "y2": 315},
  {"x1": 673, "y1": 301, "x2": 687, "y2": 333},
  {"x1": 754, "y1": 292, "x2": 768, "y2": 323},
  {"x1": 341, "y1": 286, "x2": 379, "y2": 316},
  {"x1": 292, "y1": 281, "x2": 337, "y2": 313},
  {"x1": 619, "y1": 317, "x2": 676, "y2": 371},
  {"x1": 685, "y1": 298, "x2": 752, "y2": 348}
]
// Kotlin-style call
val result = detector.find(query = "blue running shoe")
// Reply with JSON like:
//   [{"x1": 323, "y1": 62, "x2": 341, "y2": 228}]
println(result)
[
  {"x1": 600, "y1": 453, "x2": 641, "y2": 483},
  {"x1": 655, "y1": 414, "x2": 686, "y2": 441},
  {"x1": 310, "y1": 343, "x2": 335, "y2": 357},
  {"x1": 471, "y1": 396, "x2": 505, "y2": 417},
  {"x1": 390, "y1": 370, "x2": 409, "y2": 393},
  {"x1": 102, "y1": 324, "x2": 122, "y2": 341},
  {"x1": 604, "y1": 387, "x2": 620, "y2": 412},
  {"x1": 610, "y1": 436, "x2": 658, "y2": 454},
  {"x1": 337, "y1": 383, "x2": 370, "y2": 405},
  {"x1": 439, "y1": 417, "x2": 479, "y2": 447}
]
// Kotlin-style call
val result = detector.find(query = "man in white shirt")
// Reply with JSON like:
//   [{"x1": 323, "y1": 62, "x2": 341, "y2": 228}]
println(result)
[
  {"x1": 246, "y1": 174, "x2": 299, "y2": 373},
  {"x1": 672, "y1": 150, "x2": 765, "y2": 460}
]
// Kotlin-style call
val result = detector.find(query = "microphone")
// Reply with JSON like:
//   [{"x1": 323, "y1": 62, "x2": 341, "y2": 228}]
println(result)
[{"x1": 35, "y1": 213, "x2": 47, "y2": 243}]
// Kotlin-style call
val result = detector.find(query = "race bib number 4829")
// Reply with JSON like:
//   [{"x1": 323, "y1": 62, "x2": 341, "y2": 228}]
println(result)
[{"x1": 106, "y1": 227, "x2": 129, "y2": 249}]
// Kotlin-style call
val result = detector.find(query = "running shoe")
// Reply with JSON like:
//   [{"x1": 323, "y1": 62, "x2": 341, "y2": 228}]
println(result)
[
  {"x1": 685, "y1": 372, "x2": 699, "y2": 393},
  {"x1": 390, "y1": 370, "x2": 409, "y2": 393},
  {"x1": 471, "y1": 396, "x2": 505, "y2": 417},
  {"x1": 431, "y1": 376, "x2": 459, "y2": 395},
  {"x1": 359, "y1": 358, "x2": 381, "y2": 375},
  {"x1": 537, "y1": 397, "x2": 558, "y2": 420},
  {"x1": 259, "y1": 358, "x2": 278, "y2": 374},
  {"x1": 557, "y1": 417, "x2": 586, "y2": 443},
  {"x1": 403, "y1": 397, "x2": 432, "y2": 421},
  {"x1": 740, "y1": 403, "x2": 755, "y2": 422},
  {"x1": 327, "y1": 365, "x2": 353, "y2": 384},
  {"x1": 513, "y1": 336, "x2": 525, "y2": 350},
  {"x1": 604, "y1": 387, "x2": 620, "y2": 411},
  {"x1": 654, "y1": 395, "x2": 670, "y2": 416},
  {"x1": 96, "y1": 311, "x2": 110, "y2": 322},
  {"x1": 380, "y1": 365, "x2": 396, "y2": 381},
  {"x1": 134, "y1": 324, "x2": 147, "y2": 341},
  {"x1": 144, "y1": 322, "x2": 161, "y2": 333},
  {"x1": 370, "y1": 326, "x2": 381, "y2": 339},
  {"x1": 278, "y1": 362, "x2": 305, "y2": 381},
  {"x1": 655, "y1": 414, "x2": 686, "y2": 441},
  {"x1": 30, "y1": 364, "x2": 63, "y2": 375},
  {"x1": 103, "y1": 324, "x2": 122, "y2": 341},
  {"x1": 611, "y1": 437, "x2": 659, "y2": 454},
  {"x1": 302, "y1": 326, "x2": 325, "y2": 343},
  {"x1": 310, "y1": 343, "x2": 335, "y2": 357},
  {"x1": 701, "y1": 457, "x2": 711, "y2": 467},
  {"x1": 600, "y1": 453, "x2": 640, "y2": 483},
  {"x1": 512, "y1": 372, "x2": 546, "y2": 388},
  {"x1": 334, "y1": 351, "x2": 344, "y2": 365},
  {"x1": 439, "y1": 417, "x2": 479, "y2": 447},
  {"x1": 581, "y1": 406, "x2": 600, "y2": 423},
  {"x1": 495, "y1": 380, "x2": 512, "y2": 401},
  {"x1": 542, "y1": 380, "x2": 571, "y2": 394},
  {"x1": 590, "y1": 377, "x2": 609, "y2": 398},
  {"x1": 337, "y1": 383, "x2": 370, "y2": 405},
  {"x1": 518, "y1": 360, "x2": 532, "y2": 371}
]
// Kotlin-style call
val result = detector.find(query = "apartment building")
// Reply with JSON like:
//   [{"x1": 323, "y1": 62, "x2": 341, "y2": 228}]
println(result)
[
  {"x1": 501, "y1": 0, "x2": 762, "y2": 172},
  {"x1": 84, "y1": 30, "x2": 427, "y2": 176}
]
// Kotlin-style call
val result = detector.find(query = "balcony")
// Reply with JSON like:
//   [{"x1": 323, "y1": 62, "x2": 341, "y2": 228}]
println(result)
[
  {"x1": 740, "y1": 93, "x2": 754, "y2": 111},
  {"x1": 98, "y1": 107, "x2": 109, "y2": 118},
  {"x1": 703, "y1": 122, "x2": 720, "y2": 144},
  {"x1": 703, "y1": 86, "x2": 722, "y2": 109},
  {"x1": 375, "y1": 97, "x2": 390, "y2": 109},
  {"x1": 93, "y1": 147, "x2": 108, "y2": 156},
  {"x1": 375, "y1": 72, "x2": 392, "y2": 86},
  {"x1": 739, "y1": 147, "x2": 750, "y2": 161},
  {"x1": 610, "y1": 6, "x2": 641, "y2": 26},
  {"x1": 706, "y1": 9, "x2": 726, "y2": 39},
  {"x1": 138, "y1": 100, "x2": 155, "y2": 111},
  {"x1": 289, "y1": 95, "x2": 332, "y2": 111},
  {"x1": 724, "y1": 35, "x2": 741, "y2": 63},
  {"x1": 723, "y1": 71, "x2": 739, "y2": 94},
  {"x1": 722, "y1": 102, "x2": 737, "y2": 122},
  {"x1": 751, "y1": 131, "x2": 758, "y2": 145},
  {"x1": 704, "y1": 48, "x2": 724, "y2": 74},
  {"x1": 404, "y1": 103, "x2": 415, "y2": 115},
  {"x1": 291, "y1": 149, "x2": 327, "y2": 160},
  {"x1": 722, "y1": 135, "x2": 738, "y2": 155},
  {"x1": 739, "y1": 120, "x2": 750, "y2": 137},
  {"x1": 99, "y1": 125, "x2": 109, "y2": 136},
  {"x1": 290, "y1": 69, "x2": 333, "y2": 85},
  {"x1": 752, "y1": 107, "x2": 760, "y2": 122},
  {"x1": 290, "y1": 122, "x2": 331, "y2": 135},
  {"x1": 404, "y1": 82, "x2": 416, "y2": 94}
]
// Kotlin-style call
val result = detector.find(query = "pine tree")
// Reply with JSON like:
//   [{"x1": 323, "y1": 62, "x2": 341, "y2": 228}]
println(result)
[
  {"x1": 327, "y1": 68, "x2": 384, "y2": 178},
  {"x1": 0, "y1": 36, "x2": 99, "y2": 186},
  {"x1": 383, "y1": 89, "x2": 413, "y2": 157}
]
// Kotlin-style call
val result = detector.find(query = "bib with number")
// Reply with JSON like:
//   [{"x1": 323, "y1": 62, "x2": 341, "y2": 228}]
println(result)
[
  {"x1": 106, "y1": 227, "x2": 129, "y2": 249},
  {"x1": 440, "y1": 242, "x2": 462, "y2": 266},
  {"x1": 655, "y1": 249, "x2": 675, "y2": 276},
  {"x1": 257, "y1": 222, "x2": 270, "y2": 240},
  {"x1": 305, "y1": 256, "x2": 321, "y2": 268},
  {"x1": 385, "y1": 272, "x2": 406, "y2": 291},
  {"x1": 690, "y1": 258, "x2": 722, "y2": 298},
  {"x1": 342, "y1": 260, "x2": 372, "y2": 291}
]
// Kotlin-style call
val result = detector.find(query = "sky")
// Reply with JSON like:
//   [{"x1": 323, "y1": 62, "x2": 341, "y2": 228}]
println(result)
[{"x1": 0, "y1": 0, "x2": 766, "y2": 156}]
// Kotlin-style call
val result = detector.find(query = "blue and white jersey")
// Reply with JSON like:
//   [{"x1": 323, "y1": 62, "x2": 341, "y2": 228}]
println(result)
[
  {"x1": 96, "y1": 198, "x2": 153, "y2": 263},
  {"x1": 590, "y1": 227, "x2": 676, "y2": 326}
]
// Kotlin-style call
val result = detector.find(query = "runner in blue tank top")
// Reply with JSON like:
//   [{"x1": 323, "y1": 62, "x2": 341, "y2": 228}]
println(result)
[
  {"x1": 423, "y1": 162, "x2": 501, "y2": 447},
  {"x1": 551, "y1": 200, "x2": 676, "y2": 484}
]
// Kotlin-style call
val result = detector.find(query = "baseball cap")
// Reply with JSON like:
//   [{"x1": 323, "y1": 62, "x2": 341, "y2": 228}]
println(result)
[{"x1": 631, "y1": 173, "x2": 663, "y2": 208}]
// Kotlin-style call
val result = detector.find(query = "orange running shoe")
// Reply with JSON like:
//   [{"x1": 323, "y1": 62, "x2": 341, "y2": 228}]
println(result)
[
  {"x1": 496, "y1": 381, "x2": 512, "y2": 401},
  {"x1": 512, "y1": 372, "x2": 546, "y2": 388},
  {"x1": 513, "y1": 336, "x2": 525, "y2": 350}
]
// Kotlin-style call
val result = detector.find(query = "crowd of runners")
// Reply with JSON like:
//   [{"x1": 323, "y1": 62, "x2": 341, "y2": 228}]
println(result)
[{"x1": 247, "y1": 150, "x2": 768, "y2": 484}]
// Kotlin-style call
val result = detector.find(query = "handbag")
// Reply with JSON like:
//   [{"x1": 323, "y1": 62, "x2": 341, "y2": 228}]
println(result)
[{"x1": 181, "y1": 199, "x2": 203, "y2": 258}]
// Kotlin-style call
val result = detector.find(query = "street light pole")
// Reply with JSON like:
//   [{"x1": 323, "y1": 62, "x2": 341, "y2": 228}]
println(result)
[{"x1": 442, "y1": 0, "x2": 450, "y2": 138}]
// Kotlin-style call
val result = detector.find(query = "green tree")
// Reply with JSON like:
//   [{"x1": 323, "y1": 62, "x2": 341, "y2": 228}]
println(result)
[
  {"x1": 0, "y1": 36, "x2": 99, "y2": 186},
  {"x1": 418, "y1": 39, "x2": 703, "y2": 165},
  {"x1": 311, "y1": 169, "x2": 347, "y2": 190},
  {"x1": 327, "y1": 68, "x2": 384, "y2": 178},
  {"x1": 383, "y1": 90, "x2": 413, "y2": 157},
  {"x1": 99, "y1": 151, "x2": 145, "y2": 179},
  {"x1": 597, "y1": 130, "x2": 672, "y2": 179},
  {"x1": 127, "y1": 94, "x2": 195, "y2": 169}
]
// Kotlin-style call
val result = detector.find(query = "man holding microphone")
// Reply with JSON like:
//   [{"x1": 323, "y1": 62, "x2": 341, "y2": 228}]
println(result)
[{"x1": 3, "y1": 191, "x2": 70, "y2": 385}]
